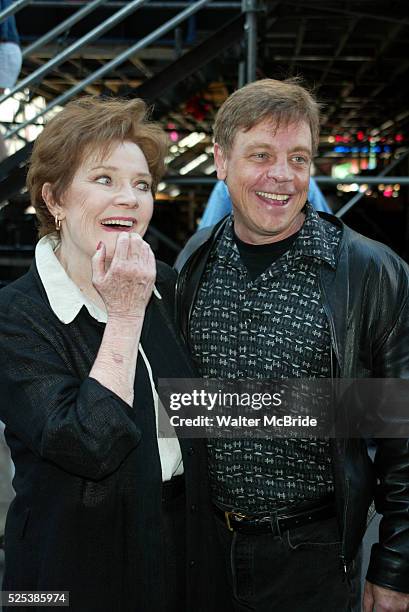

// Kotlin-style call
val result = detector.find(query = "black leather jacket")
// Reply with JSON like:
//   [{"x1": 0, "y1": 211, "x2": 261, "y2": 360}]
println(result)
[{"x1": 174, "y1": 213, "x2": 409, "y2": 594}]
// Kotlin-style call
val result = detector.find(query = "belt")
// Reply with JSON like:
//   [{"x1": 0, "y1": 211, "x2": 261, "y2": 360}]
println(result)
[
  {"x1": 214, "y1": 498, "x2": 336, "y2": 535},
  {"x1": 162, "y1": 475, "x2": 185, "y2": 503}
]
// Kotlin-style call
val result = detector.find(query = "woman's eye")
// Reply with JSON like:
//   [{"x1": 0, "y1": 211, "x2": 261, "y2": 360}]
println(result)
[
  {"x1": 136, "y1": 181, "x2": 150, "y2": 191},
  {"x1": 95, "y1": 175, "x2": 111, "y2": 185}
]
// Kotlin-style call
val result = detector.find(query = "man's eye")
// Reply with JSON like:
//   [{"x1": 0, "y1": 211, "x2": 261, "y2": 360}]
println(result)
[
  {"x1": 292, "y1": 155, "x2": 309, "y2": 164},
  {"x1": 253, "y1": 153, "x2": 268, "y2": 160},
  {"x1": 95, "y1": 175, "x2": 111, "y2": 185}
]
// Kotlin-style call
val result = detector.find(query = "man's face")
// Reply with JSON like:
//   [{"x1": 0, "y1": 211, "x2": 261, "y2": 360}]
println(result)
[{"x1": 214, "y1": 119, "x2": 312, "y2": 244}]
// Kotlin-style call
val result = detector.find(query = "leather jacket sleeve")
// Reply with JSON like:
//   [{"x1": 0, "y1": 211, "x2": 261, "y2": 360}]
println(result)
[{"x1": 366, "y1": 255, "x2": 409, "y2": 593}]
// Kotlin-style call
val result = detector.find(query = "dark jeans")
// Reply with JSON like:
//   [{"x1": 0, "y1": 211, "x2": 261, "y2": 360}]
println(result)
[{"x1": 215, "y1": 515, "x2": 361, "y2": 612}]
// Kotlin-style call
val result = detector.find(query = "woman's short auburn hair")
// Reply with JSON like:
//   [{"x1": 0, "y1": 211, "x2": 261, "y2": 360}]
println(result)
[
  {"x1": 214, "y1": 77, "x2": 321, "y2": 156},
  {"x1": 27, "y1": 96, "x2": 169, "y2": 237}
]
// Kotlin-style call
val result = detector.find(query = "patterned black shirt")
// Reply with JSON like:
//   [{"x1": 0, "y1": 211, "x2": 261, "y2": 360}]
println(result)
[{"x1": 190, "y1": 204, "x2": 342, "y2": 513}]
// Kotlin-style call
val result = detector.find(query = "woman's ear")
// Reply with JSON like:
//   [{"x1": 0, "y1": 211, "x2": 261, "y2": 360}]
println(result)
[{"x1": 41, "y1": 183, "x2": 65, "y2": 221}]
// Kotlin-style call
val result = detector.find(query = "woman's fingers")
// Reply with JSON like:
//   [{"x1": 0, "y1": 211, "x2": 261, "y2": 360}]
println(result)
[
  {"x1": 92, "y1": 231, "x2": 156, "y2": 318},
  {"x1": 91, "y1": 241, "x2": 106, "y2": 283},
  {"x1": 130, "y1": 232, "x2": 143, "y2": 259},
  {"x1": 115, "y1": 232, "x2": 132, "y2": 261}
]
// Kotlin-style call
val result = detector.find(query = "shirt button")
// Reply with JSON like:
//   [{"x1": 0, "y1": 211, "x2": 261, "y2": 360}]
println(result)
[
  {"x1": 190, "y1": 504, "x2": 197, "y2": 513},
  {"x1": 187, "y1": 447, "x2": 195, "y2": 456},
  {"x1": 189, "y1": 560, "x2": 196, "y2": 567}
]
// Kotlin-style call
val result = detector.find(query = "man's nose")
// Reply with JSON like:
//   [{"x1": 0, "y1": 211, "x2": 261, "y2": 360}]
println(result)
[{"x1": 266, "y1": 158, "x2": 293, "y2": 182}]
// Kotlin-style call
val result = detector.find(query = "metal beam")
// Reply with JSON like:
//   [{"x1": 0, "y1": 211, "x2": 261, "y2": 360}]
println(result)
[
  {"x1": 272, "y1": 55, "x2": 373, "y2": 61},
  {"x1": 0, "y1": 0, "x2": 148, "y2": 106},
  {"x1": 316, "y1": 18, "x2": 358, "y2": 90},
  {"x1": 289, "y1": 18, "x2": 306, "y2": 75},
  {"x1": 22, "y1": 0, "x2": 108, "y2": 59},
  {"x1": 5, "y1": 0, "x2": 212, "y2": 138},
  {"x1": 242, "y1": 0, "x2": 259, "y2": 84},
  {"x1": 0, "y1": 3, "x2": 242, "y2": 201},
  {"x1": 315, "y1": 177, "x2": 409, "y2": 186},
  {"x1": 128, "y1": 14, "x2": 245, "y2": 102},
  {"x1": 283, "y1": 0, "x2": 409, "y2": 27},
  {"x1": 30, "y1": 1, "x2": 240, "y2": 6},
  {"x1": 336, "y1": 150, "x2": 409, "y2": 218},
  {"x1": 0, "y1": 0, "x2": 30, "y2": 25},
  {"x1": 26, "y1": 45, "x2": 177, "y2": 61}
]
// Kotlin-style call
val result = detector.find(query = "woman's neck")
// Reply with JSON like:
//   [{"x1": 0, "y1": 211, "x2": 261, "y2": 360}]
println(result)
[{"x1": 55, "y1": 243, "x2": 107, "y2": 311}]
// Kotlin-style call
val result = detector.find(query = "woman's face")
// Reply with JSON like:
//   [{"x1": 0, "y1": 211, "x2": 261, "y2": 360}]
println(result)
[{"x1": 50, "y1": 140, "x2": 154, "y2": 265}]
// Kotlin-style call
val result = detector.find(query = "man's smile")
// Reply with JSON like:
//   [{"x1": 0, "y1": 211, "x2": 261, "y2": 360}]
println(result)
[{"x1": 255, "y1": 191, "x2": 293, "y2": 207}]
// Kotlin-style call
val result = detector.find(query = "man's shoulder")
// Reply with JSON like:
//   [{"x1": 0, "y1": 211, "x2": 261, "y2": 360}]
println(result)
[
  {"x1": 319, "y1": 211, "x2": 409, "y2": 275},
  {"x1": 175, "y1": 216, "x2": 229, "y2": 272},
  {"x1": 342, "y1": 222, "x2": 408, "y2": 276}
]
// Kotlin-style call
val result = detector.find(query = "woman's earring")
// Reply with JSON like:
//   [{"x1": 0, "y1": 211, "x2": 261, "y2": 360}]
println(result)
[{"x1": 55, "y1": 216, "x2": 61, "y2": 231}]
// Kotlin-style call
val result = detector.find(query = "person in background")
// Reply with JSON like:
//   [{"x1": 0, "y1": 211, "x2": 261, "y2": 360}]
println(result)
[
  {"x1": 0, "y1": 96, "x2": 228, "y2": 612},
  {"x1": 0, "y1": 0, "x2": 22, "y2": 160},
  {"x1": 198, "y1": 176, "x2": 330, "y2": 230},
  {"x1": 175, "y1": 78, "x2": 409, "y2": 612}
]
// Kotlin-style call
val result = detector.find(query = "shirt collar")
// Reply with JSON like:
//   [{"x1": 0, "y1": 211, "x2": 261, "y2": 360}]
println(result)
[
  {"x1": 35, "y1": 234, "x2": 161, "y2": 325},
  {"x1": 290, "y1": 203, "x2": 339, "y2": 268},
  {"x1": 214, "y1": 215, "x2": 242, "y2": 268},
  {"x1": 215, "y1": 204, "x2": 339, "y2": 270}
]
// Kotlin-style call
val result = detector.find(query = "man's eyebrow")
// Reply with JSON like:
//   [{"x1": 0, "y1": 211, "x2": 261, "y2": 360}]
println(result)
[
  {"x1": 89, "y1": 165, "x2": 152, "y2": 178},
  {"x1": 244, "y1": 143, "x2": 312, "y2": 154},
  {"x1": 289, "y1": 147, "x2": 312, "y2": 154},
  {"x1": 244, "y1": 142, "x2": 273, "y2": 150}
]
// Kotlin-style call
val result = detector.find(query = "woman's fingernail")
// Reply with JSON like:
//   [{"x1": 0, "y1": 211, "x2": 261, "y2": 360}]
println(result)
[{"x1": 96, "y1": 241, "x2": 102, "y2": 251}]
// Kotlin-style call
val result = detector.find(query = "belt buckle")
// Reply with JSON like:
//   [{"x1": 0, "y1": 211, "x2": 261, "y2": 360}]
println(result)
[{"x1": 224, "y1": 510, "x2": 248, "y2": 532}]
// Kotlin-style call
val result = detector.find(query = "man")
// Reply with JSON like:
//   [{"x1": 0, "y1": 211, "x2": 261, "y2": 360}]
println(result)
[{"x1": 175, "y1": 79, "x2": 409, "y2": 611}]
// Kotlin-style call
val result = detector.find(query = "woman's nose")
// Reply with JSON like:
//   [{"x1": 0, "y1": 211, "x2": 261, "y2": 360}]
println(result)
[{"x1": 114, "y1": 184, "x2": 139, "y2": 207}]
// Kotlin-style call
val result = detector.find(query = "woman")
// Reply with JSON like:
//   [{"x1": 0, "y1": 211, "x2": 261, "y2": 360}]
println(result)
[{"x1": 0, "y1": 97, "x2": 227, "y2": 612}]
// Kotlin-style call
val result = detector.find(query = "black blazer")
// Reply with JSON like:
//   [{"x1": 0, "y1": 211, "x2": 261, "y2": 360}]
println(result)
[{"x1": 0, "y1": 261, "x2": 230, "y2": 612}]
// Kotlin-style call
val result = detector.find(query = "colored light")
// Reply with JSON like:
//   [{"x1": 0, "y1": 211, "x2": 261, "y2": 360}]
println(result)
[
  {"x1": 169, "y1": 130, "x2": 179, "y2": 142},
  {"x1": 357, "y1": 131, "x2": 365, "y2": 141}
]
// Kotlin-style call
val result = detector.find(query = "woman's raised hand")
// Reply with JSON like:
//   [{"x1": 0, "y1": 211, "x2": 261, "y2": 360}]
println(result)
[{"x1": 91, "y1": 232, "x2": 156, "y2": 319}]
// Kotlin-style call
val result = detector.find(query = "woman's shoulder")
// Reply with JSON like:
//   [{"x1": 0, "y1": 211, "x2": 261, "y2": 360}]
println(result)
[{"x1": 0, "y1": 265, "x2": 50, "y2": 320}]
